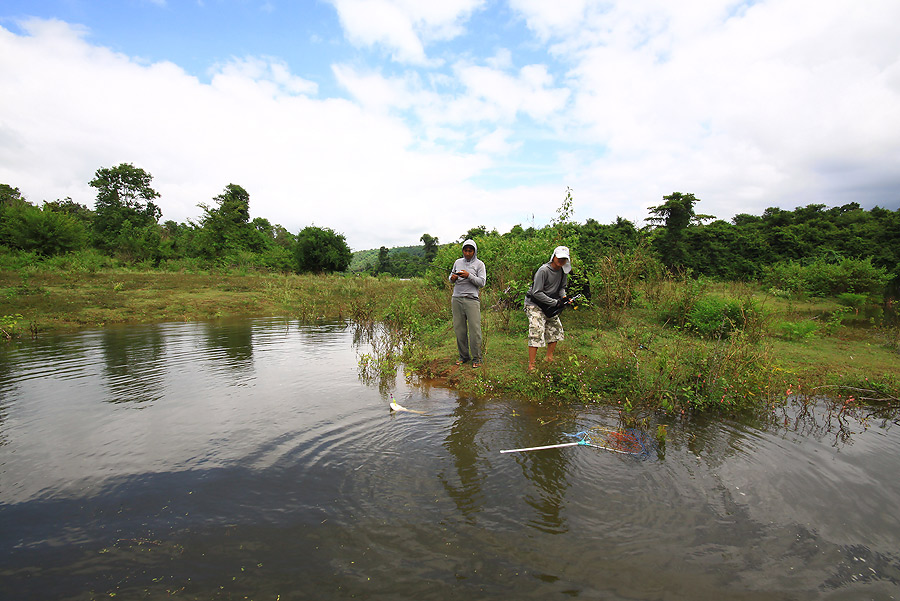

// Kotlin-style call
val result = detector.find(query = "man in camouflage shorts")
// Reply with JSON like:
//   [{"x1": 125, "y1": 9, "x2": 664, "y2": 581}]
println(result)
[{"x1": 524, "y1": 246, "x2": 571, "y2": 371}]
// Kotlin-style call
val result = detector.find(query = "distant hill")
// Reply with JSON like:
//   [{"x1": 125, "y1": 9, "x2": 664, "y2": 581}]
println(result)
[{"x1": 350, "y1": 245, "x2": 425, "y2": 273}]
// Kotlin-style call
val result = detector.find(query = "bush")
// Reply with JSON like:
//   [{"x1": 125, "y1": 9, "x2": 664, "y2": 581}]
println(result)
[
  {"x1": 765, "y1": 257, "x2": 889, "y2": 297},
  {"x1": 684, "y1": 296, "x2": 759, "y2": 339},
  {"x1": 295, "y1": 226, "x2": 352, "y2": 273},
  {"x1": 38, "y1": 249, "x2": 119, "y2": 273},
  {"x1": 657, "y1": 274, "x2": 707, "y2": 330},
  {"x1": 589, "y1": 242, "x2": 665, "y2": 310},
  {"x1": 836, "y1": 292, "x2": 869, "y2": 310},
  {"x1": 775, "y1": 319, "x2": 818, "y2": 341},
  {"x1": 1, "y1": 204, "x2": 88, "y2": 255}
]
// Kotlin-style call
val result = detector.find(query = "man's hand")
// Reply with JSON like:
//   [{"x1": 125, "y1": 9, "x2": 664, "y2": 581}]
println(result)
[{"x1": 456, "y1": 269, "x2": 470, "y2": 278}]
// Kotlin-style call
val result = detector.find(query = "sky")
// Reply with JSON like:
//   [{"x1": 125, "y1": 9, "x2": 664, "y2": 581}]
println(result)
[{"x1": 1, "y1": 1, "x2": 899, "y2": 251}]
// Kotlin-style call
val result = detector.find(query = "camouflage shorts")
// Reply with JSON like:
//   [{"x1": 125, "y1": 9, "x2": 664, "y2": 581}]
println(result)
[{"x1": 526, "y1": 305, "x2": 565, "y2": 348}]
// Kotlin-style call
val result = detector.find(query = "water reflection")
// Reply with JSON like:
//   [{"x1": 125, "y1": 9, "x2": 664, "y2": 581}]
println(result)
[
  {"x1": 201, "y1": 319, "x2": 254, "y2": 366},
  {"x1": 99, "y1": 326, "x2": 168, "y2": 404},
  {"x1": 1, "y1": 319, "x2": 900, "y2": 600},
  {"x1": 440, "y1": 397, "x2": 488, "y2": 524}
]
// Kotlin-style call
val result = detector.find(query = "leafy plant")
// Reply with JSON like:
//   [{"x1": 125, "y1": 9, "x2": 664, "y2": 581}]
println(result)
[
  {"x1": 765, "y1": 257, "x2": 889, "y2": 297},
  {"x1": 1, "y1": 313, "x2": 23, "y2": 339},
  {"x1": 836, "y1": 292, "x2": 868, "y2": 310},
  {"x1": 294, "y1": 225, "x2": 352, "y2": 274},
  {"x1": 822, "y1": 306, "x2": 852, "y2": 335},
  {"x1": 775, "y1": 319, "x2": 818, "y2": 341}
]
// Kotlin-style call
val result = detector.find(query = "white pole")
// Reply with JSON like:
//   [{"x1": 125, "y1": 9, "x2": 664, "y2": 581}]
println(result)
[
  {"x1": 500, "y1": 440, "x2": 641, "y2": 455},
  {"x1": 500, "y1": 441, "x2": 583, "y2": 453}
]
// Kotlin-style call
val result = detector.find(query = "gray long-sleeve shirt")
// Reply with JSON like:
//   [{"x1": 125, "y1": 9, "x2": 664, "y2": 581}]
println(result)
[
  {"x1": 524, "y1": 262, "x2": 567, "y2": 308},
  {"x1": 449, "y1": 240, "x2": 486, "y2": 299}
]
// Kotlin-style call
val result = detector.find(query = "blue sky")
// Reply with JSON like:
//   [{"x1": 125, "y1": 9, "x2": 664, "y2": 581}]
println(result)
[{"x1": 2, "y1": 0, "x2": 899, "y2": 250}]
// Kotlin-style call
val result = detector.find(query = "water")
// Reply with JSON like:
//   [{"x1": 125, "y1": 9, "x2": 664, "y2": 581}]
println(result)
[{"x1": 1, "y1": 319, "x2": 898, "y2": 600}]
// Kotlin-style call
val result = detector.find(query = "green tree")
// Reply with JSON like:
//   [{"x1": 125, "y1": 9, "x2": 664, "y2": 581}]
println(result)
[
  {"x1": 272, "y1": 224, "x2": 296, "y2": 249},
  {"x1": 295, "y1": 226, "x2": 352, "y2": 273},
  {"x1": 460, "y1": 225, "x2": 494, "y2": 242},
  {"x1": 683, "y1": 220, "x2": 762, "y2": 280},
  {"x1": 551, "y1": 186, "x2": 579, "y2": 241},
  {"x1": 647, "y1": 192, "x2": 712, "y2": 269},
  {"x1": 0, "y1": 203, "x2": 87, "y2": 255},
  {"x1": 42, "y1": 198, "x2": 94, "y2": 230},
  {"x1": 420, "y1": 233, "x2": 439, "y2": 263},
  {"x1": 576, "y1": 216, "x2": 640, "y2": 269},
  {"x1": 159, "y1": 220, "x2": 199, "y2": 260},
  {"x1": 0, "y1": 184, "x2": 28, "y2": 208},
  {"x1": 89, "y1": 164, "x2": 162, "y2": 254},
  {"x1": 375, "y1": 246, "x2": 391, "y2": 274},
  {"x1": 195, "y1": 184, "x2": 261, "y2": 258}
]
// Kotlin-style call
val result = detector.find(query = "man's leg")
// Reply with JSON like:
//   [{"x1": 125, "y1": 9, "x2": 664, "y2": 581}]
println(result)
[
  {"x1": 466, "y1": 298, "x2": 483, "y2": 364},
  {"x1": 528, "y1": 346, "x2": 538, "y2": 371},
  {"x1": 545, "y1": 315, "x2": 565, "y2": 363},
  {"x1": 526, "y1": 306, "x2": 545, "y2": 371},
  {"x1": 451, "y1": 297, "x2": 470, "y2": 363}
]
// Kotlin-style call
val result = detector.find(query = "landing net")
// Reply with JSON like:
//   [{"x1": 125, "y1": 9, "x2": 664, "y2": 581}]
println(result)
[
  {"x1": 568, "y1": 428, "x2": 648, "y2": 455},
  {"x1": 500, "y1": 427, "x2": 651, "y2": 456}
]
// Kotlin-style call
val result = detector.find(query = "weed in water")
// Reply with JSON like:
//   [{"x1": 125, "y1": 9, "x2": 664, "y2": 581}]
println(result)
[{"x1": 1, "y1": 313, "x2": 24, "y2": 339}]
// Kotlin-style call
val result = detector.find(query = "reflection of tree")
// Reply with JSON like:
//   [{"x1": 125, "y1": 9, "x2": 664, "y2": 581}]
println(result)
[
  {"x1": 352, "y1": 323, "x2": 401, "y2": 394},
  {"x1": 518, "y1": 445, "x2": 571, "y2": 534},
  {"x1": 504, "y1": 405, "x2": 579, "y2": 534},
  {"x1": 99, "y1": 326, "x2": 167, "y2": 404},
  {"x1": 439, "y1": 398, "x2": 487, "y2": 524},
  {"x1": 0, "y1": 339, "x2": 18, "y2": 444},
  {"x1": 780, "y1": 393, "x2": 899, "y2": 448},
  {"x1": 202, "y1": 321, "x2": 254, "y2": 367}
]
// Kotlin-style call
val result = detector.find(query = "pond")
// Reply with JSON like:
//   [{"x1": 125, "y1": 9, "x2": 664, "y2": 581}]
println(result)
[{"x1": 1, "y1": 319, "x2": 898, "y2": 600}]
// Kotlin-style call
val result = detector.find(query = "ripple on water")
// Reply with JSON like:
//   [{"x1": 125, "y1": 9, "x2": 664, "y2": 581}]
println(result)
[{"x1": 2, "y1": 321, "x2": 900, "y2": 601}]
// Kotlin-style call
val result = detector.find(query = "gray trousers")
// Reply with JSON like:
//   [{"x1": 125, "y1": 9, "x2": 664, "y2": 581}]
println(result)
[{"x1": 451, "y1": 296, "x2": 482, "y2": 362}]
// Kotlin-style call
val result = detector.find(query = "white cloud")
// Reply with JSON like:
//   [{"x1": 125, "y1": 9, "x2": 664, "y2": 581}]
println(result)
[
  {"x1": 328, "y1": 0, "x2": 483, "y2": 65},
  {"x1": 210, "y1": 56, "x2": 319, "y2": 96},
  {"x1": 474, "y1": 127, "x2": 520, "y2": 155},
  {"x1": 516, "y1": 0, "x2": 900, "y2": 221},
  {"x1": 508, "y1": 0, "x2": 590, "y2": 41},
  {"x1": 2, "y1": 0, "x2": 900, "y2": 254},
  {"x1": 0, "y1": 18, "x2": 494, "y2": 249},
  {"x1": 453, "y1": 62, "x2": 570, "y2": 122}
]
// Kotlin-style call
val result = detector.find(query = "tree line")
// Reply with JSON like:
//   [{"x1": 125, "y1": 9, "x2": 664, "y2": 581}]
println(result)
[
  {"x1": 2, "y1": 165, "x2": 899, "y2": 296},
  {"x1": 0, "y1": 164, "x2": 351, "y2": 273}
]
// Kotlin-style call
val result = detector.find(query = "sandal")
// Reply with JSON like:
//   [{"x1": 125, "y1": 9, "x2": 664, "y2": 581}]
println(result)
[{"x1": 472, "y1": 362, "x2": 481, "y2": 369}]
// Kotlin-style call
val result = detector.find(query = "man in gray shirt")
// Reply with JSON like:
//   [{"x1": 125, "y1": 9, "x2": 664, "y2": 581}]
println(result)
[
  {"x1": 449, "y1": 239, "x2": 486, "y2": 368},
  {"x1": 524, "y1": 245, "x2": 571, "y2": 371}
]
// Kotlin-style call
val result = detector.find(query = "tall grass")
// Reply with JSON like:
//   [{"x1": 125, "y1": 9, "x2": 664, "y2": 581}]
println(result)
[{"x1": 3, "y1": 245, "x2": 898, "y2": 413}]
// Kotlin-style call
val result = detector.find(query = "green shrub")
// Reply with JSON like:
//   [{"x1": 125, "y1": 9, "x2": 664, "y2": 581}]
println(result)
[
  {"x1": 775, "y1": 319, "x2": 818, "y2": 341},
  {"x1": 1, "y1": 204, "x2": 88, "y2": 255},
  {"x1": 692, "y1": 296, "x2": 763, "y2": 339},
  {"x1": 41, "y1": 249, "x2": 119, "y2": 273},
  {"x1": 836, "y1": 292, "x2": 868, "y2": 309},
  {"x1": 589, "y1": 242, "x2": 665, "y2": 311},
  {"x1": 765, "y1": 257, "x2": 889, "y2": 297},
  {"x1": 657, "y1": 275, "x2": 707, "y2": 329},
  {"x1": 1, "y1": 313, "x2": 24, "y2": 339}
]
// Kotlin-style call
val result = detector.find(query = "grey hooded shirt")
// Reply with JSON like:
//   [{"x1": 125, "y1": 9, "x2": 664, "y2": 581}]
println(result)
[{"x1": 449, "y1": 239, "x2": 486, "y2": 299}]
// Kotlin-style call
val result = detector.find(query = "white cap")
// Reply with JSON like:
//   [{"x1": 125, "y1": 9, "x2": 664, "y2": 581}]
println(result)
[{"x1": 552, "y1": 245, "x2": 572, "y2": 273}]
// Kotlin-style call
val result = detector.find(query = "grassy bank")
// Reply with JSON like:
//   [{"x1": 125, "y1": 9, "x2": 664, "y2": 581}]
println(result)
[{"x1": 2, "y1": 268, "x2": 898, "y2": 414}]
